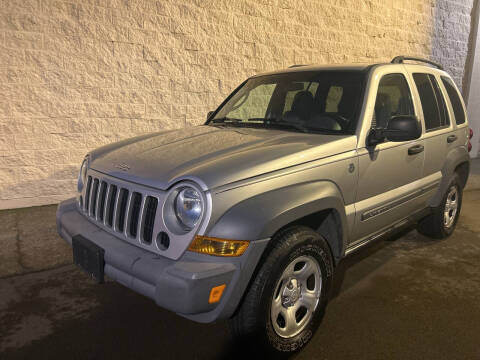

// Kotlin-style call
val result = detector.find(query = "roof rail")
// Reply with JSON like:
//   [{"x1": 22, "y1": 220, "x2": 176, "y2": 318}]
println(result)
[
  {"x1": 391, "y1": 56, "x2": 443, "y2": 70},
  {"x1": 289, "y1": 64, "x2": 307, "y2": 68}
]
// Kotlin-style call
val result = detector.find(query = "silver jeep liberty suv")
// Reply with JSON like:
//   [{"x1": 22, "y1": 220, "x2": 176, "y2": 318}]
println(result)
[{"x1": 57, "y1": 56, "x2": 471, "y2": 354}]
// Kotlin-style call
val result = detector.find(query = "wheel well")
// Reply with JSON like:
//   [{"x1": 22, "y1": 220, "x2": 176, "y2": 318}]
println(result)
[
  {"x1": 455, "y1": 161, "x2": 469, "y2": 188},
  {"x1": 276, "y1": 208, "x2": 343, "y2": 264},
  {"x1": 229, "y1": 208, "x2": 343, "y2": 319}
]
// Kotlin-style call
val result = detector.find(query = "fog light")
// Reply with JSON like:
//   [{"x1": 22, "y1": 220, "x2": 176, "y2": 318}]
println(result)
[
  {"x1": 188, "y1": 236, "x2": 249, "y2": 257},
  {"x1": 156, "y1": 231, "x2": 170, "y2": 250},
  {"x1": 209, "y1": 284, "x2": 226, "y2": 304}
]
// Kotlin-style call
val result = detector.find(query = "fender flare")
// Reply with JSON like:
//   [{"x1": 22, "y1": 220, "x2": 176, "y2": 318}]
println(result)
[
  {"x1": 430, "y1": 146, "x2": 470, "y2": 207},
  {"x1": 207, "y1": 181, "x2": 349, "y2": 257}
]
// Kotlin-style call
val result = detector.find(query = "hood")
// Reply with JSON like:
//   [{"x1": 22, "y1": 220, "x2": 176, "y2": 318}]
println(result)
[{"x1": 89, "y1": 125, "x2": 357, "y2": 190}]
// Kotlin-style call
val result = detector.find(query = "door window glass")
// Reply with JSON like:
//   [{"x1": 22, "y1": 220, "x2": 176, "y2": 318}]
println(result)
[
  {"x1": 372, "y1": 74, "x2": 414, "y2": 129},
  {"x1": 413, "y1": 73, "x2": 450, "y2": 131},
  {"x1": 325, "y1": 86, "x2": 343, "y2": 112}
]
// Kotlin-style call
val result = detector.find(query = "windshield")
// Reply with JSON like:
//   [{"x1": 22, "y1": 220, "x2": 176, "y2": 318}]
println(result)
[{"x1": 208, "y1": 70, "x2": 366, "y2": 134}]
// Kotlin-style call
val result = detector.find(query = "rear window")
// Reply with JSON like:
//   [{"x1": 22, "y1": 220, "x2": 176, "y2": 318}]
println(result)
[
  {"x1": 412, "y1": 73, "x2": 449, "y2": 131},
  {"x1": 441, "y1": 76, "x2": 466, "y2": 124}
]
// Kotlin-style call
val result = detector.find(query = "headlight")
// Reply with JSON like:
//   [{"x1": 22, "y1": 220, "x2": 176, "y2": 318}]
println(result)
[
  {"x1": 77, "y1": 157, "x2": 88, "y2": 192},
  {"x1": 174, "y1": 187, "x2": 203, "y2": 230}
]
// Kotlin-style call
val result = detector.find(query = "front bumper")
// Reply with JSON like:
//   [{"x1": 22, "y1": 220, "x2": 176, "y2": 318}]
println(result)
[{"x1": 57, "y1": 198, "x2": 269, "y2": 322}]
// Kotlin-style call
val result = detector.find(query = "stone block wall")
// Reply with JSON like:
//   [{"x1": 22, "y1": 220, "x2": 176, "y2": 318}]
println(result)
[{"x1": 0, "y1": 0, "x2": 475, "y2": 209}]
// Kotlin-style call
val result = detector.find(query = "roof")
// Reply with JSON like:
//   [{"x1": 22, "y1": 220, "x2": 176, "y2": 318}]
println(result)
[
  {"x1": 251, "y1": 63, "x2": 374, "y2": 78},
  {"x1": 251, "y1": 58, "x2": 447, "y2": 78}
]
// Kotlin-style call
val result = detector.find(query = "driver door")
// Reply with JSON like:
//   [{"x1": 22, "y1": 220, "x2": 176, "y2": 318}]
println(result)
[{"x1": 352, "y1": 72, "x2": 425, "y2": 244}]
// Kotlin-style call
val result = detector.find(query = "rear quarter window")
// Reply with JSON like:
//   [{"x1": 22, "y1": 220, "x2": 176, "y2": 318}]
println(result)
[{"x1": 441, "y1": 76, "x2": 466, "y2": 125}]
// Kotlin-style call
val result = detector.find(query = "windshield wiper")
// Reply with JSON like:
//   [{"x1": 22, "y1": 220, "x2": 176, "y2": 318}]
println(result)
[
  {"x1": 248, "y1": 118, "x2": 308, "y2": 133},
  {"x1": 211, "y1": 117, "x2": 308, "y2": 133},
  {"x1": 247, "y1": 117, "x2": 277, "y2": 123},
  {"x1": 211, "y1": 117, "x2": 242, "y2": 124}
]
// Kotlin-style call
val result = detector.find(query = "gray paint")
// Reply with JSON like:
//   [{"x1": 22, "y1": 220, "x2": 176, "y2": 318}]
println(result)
[
  {"x1": 208, "y1": 181, "x2": 349, "y2": 256},
  {"x1": 88, "y1": 126, "x2": 356, "y2": 192},
  {"x1": 56, "y1": 62, "x2": 471, "y2": 323}
]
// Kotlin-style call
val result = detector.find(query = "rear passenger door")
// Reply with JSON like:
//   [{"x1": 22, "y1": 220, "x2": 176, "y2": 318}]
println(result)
[{"x1": 409, "y1": 72, "x2": 452, "y2": 180}]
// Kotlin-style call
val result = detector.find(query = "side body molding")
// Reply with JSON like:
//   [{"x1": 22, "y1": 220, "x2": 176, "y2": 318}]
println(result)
[{"x1": 207, "y1": 181, "x2": 349, "y2": 257}]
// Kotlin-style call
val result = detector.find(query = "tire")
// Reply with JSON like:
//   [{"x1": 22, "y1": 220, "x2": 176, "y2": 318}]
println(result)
[
  {"x1": 417, "y1": 173, "x2": 463, "y2": 239},
  {"x1": 229, "y1": 226, "x2": 334, "y2": 354}
]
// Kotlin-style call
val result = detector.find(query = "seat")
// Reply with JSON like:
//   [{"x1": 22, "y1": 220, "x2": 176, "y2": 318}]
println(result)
[
  {"x1": 286, "y1": 91, "x2": 315, "y2": 121},
  {"x1": 374, "y1": 92, "x2": 392, "y2": 128},
  {"x1": 337, "y1": 86, "x2": 356, "y2": 120},
  {"x1": 397, "y1": 96, "x2": 413, "y2": 116}
]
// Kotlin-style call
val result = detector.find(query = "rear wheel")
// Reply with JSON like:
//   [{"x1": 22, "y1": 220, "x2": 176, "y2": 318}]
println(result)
[
  {"x1": 417, "y1": 174, "x2": 463, "y2": 239},
  {"x1": 229, "y1": 226, "x2": 333, "y2": 354}
]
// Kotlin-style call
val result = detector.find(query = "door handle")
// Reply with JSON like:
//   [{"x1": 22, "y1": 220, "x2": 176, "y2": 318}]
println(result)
[
  {"x1": 447, "y1": 135, "x2": 457, "y2": 143},
  {"x1": 408, "y1": 144, "x2": 424, "y2": 155}
]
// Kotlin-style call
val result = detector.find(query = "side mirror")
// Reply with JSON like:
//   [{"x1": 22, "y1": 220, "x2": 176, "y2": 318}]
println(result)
[
  {"x1": 207, "y1": 111, "x2": 214, "y2": 121},
  {"x1": 368, "y1": 115, "x2": 421, "y2": 145}
]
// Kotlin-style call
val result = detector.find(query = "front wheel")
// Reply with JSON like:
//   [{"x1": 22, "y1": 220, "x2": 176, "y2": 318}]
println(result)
[{"x1": 229, "y1": 226, "x2": 333, "y2": 354}]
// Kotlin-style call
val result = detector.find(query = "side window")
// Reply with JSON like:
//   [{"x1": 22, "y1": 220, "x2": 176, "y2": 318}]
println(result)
[
  {"x1": 441, "y1": 76, "x2": 466, "y2": 124},
  {"x1": 372, "y1": 74, "x2": 414, "y2": 129},
  {"x1": 325, "y1": 86, "x2": 343, "y2": 112},
  {"x1": 413, "y1": 73, "x2": 450, "y2": 131},
  {"x1": 430, "y1": 75, "x2": 450, "y2": 127}
]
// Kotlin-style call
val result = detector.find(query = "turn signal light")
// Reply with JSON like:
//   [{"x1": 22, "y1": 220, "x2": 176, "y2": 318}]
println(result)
[
  {"x1": 188, "y1": 236, "x2": 249, "y2": 257},
  {"x1": 209, "y1": 284, "x2": 226, "y2": 303}
]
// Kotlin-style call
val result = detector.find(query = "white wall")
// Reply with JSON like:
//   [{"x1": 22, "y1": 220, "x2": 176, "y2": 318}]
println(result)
[{"x1": 465, "y1": 0, "x2": 480, "y2": 158}]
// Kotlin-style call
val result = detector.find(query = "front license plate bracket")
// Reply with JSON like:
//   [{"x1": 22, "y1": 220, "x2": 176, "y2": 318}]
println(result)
[{"x1": 72, "y1": 235, "x2": 105, "y2": 283}]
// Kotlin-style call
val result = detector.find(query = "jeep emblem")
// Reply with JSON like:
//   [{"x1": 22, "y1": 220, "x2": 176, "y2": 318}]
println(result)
[{"x1": 114, "y1": 163, "x2": 130, "y2": 171}]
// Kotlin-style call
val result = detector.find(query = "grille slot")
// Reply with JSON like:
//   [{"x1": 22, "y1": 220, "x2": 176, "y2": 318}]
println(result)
[
  {"x1": 84, "y1": 176, "x2": 92, "y2": 211},
  {"x1": 143, "y1": 196, "x2": 158, "y2": 244},
  {"x1": 98, "y1": 181, "x2": 107, "y2": 221},
  {"x1": 90, "y1": 179, "x2": 99, "y2": 217},
  {"x1": 117, "y1": 188, "x2": 129, "y2": 232},
  {"x1": 129, "y1": 192, "x2": 142, "y2": 238},
  {"x1": 107, "y1": 185, "x2": 118, "y2": 227}
]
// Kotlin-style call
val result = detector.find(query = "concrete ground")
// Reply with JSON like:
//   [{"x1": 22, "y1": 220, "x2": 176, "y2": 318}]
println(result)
[{"x1": 1, "y1": 189, "x2": 479, "y2": 360}]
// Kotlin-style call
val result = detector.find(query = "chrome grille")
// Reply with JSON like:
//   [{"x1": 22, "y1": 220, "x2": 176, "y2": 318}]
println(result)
[
  {"x1": 79, "y1": 170, "x2": 164, "y2": 250},
  {"x1": 77, "y1": 168, "x2": 212, "y2": 260}
]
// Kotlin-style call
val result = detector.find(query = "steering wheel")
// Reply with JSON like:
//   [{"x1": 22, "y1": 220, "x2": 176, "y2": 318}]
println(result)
[{"x1": 315, "y1": 113, "x2": 349, "y2": 131}]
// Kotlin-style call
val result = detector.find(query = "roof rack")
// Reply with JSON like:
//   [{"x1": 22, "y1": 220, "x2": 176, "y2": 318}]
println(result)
[
  {"x1": 391, "y1": 56, "x2": 443, "y2": 70},
  {"x1": 289, "y1": 64, "x2": 307, "y2": 68}
]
